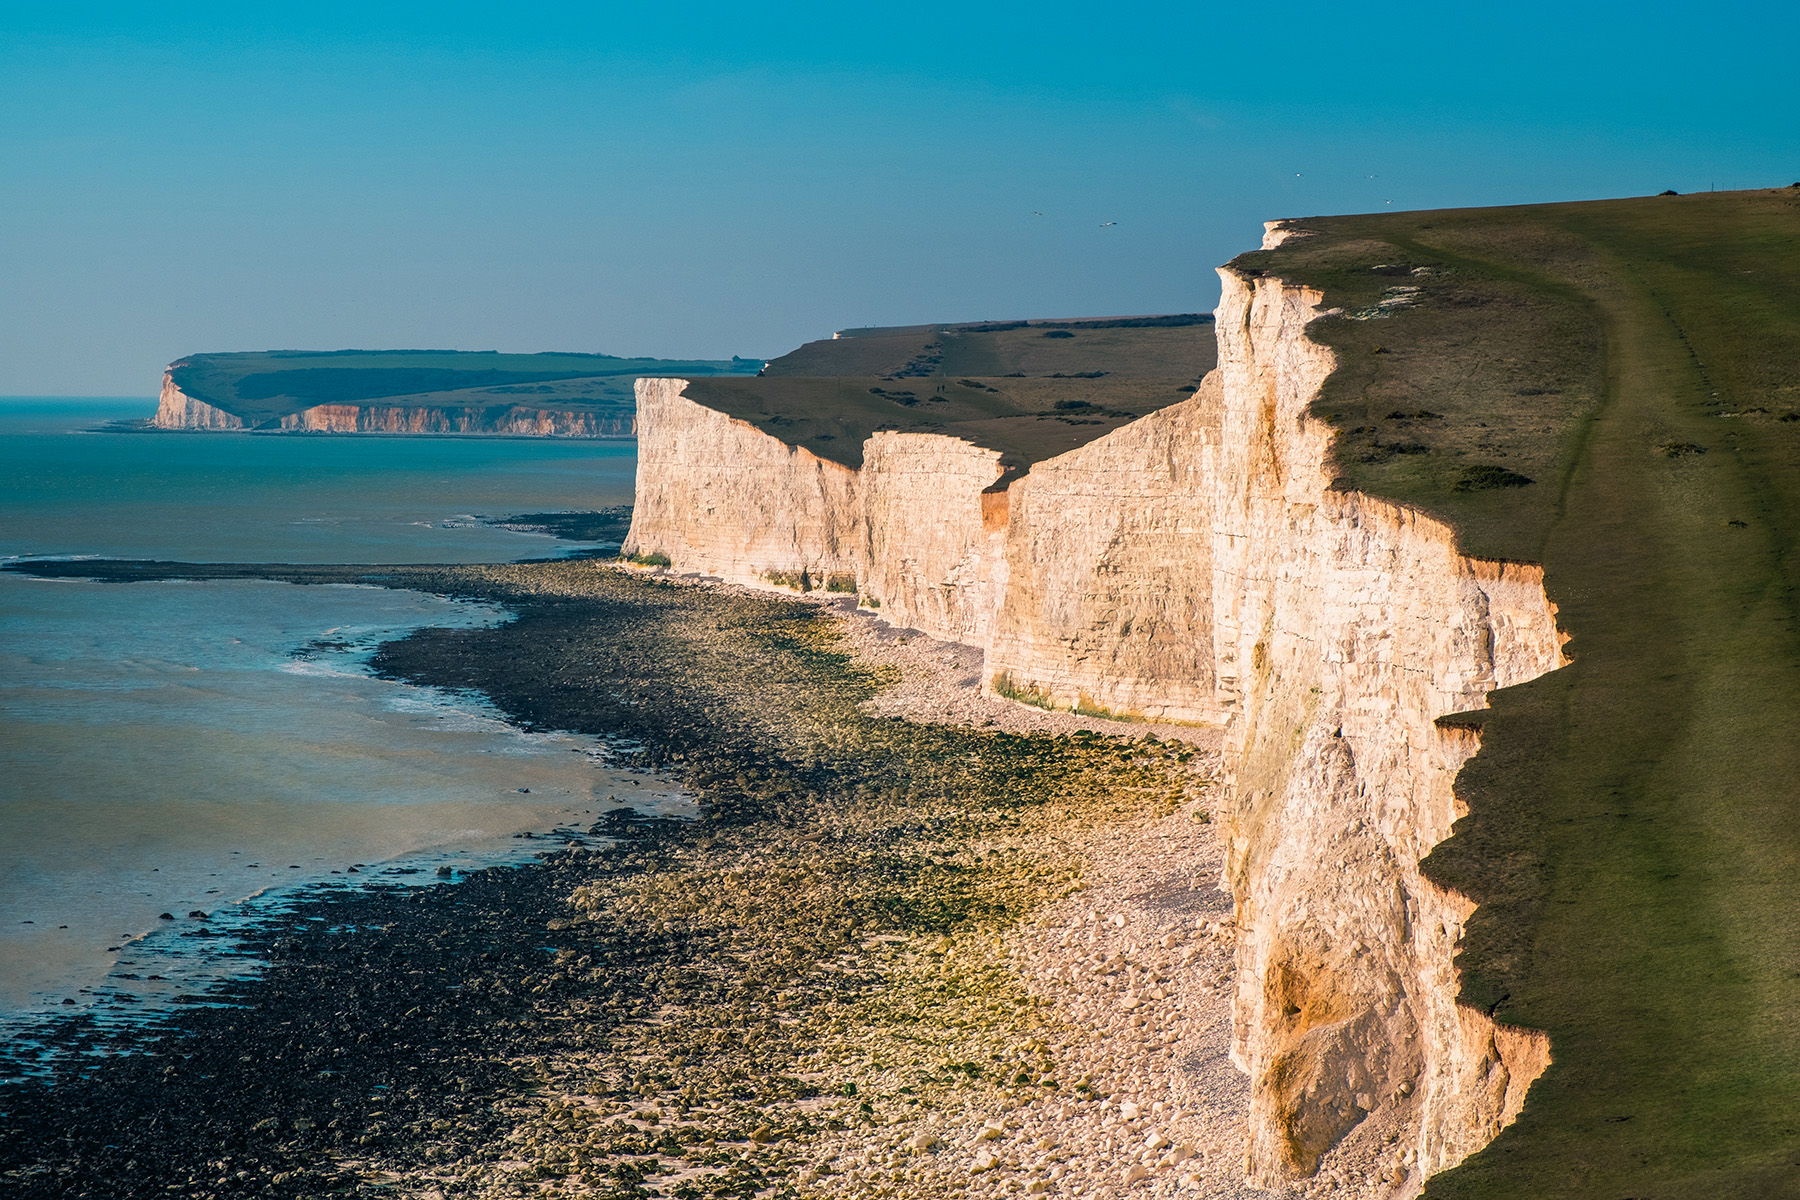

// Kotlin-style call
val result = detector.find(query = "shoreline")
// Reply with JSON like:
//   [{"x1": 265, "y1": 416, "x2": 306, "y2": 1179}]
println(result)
[
  {"x1": 94, "y1": 421, "x2": 642, "y2": 443},
  {"x1": 0, "y1": 558, "x2": 1372, "y2": 1199},
  {"x1": 0, "y1": 568, "x2": 668, "y2": 1034}
]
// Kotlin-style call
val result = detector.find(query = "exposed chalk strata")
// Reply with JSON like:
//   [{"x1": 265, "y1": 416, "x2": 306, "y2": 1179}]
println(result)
[
  {"x1": 1209, "y1": 267, "x2": 1563, "y2": 1188},
  {"x1": 154, "y1": 371, "x2": 246, "y2": 430},
  {"x1": 985, "y1": 381, "x2": 1221, "y2": 723},
  {"x1": 271, "y1": 404, "x2": 632, "y2": 436},
  {"x1": 860, "y1": 433, "x2": 1009, "y2": 645},
  {"x1": 627, "y1": 377, "x2": 861, "y2": 585},
  {"x1": 1261, "y1": 219, "x2": 1313, "y2": 251},
  {"x1": 152, "y1": 369, "x2": 634, "y2": 435},
  {"x1": 625, "y1": 263, "x2": 1568, "y2": 1190},
  {"x1": 625, "y1": 378, "x2": 1226, "y2": 723}
]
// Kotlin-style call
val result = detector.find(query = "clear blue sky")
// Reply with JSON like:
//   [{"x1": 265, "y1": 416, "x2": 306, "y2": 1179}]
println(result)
[{"x1": 3, "y1": 2, "x2": 1794, "y2": 394}]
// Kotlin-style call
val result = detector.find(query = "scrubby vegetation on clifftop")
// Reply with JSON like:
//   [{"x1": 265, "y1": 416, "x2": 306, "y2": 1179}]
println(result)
[{"x1": 682, "y1": 315, "x2": 1214, "y2": 471}]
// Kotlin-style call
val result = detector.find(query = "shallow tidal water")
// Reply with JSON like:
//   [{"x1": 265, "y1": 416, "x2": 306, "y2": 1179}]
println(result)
[{"x1": 0, "y1": 398, "x2": 682, "y2": 1040}]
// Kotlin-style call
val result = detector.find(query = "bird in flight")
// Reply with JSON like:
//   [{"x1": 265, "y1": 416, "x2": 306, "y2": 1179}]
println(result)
[{"x1": 1100, "y1": 221, "x2": 1117, "y2": 227}]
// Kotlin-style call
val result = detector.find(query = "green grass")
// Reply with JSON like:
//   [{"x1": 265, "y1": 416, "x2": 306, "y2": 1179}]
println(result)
[
  {"x1": 989, "y1": 670, "x2": 1057, "y2": 710},
  {"x1": 761, "y1": 315, "x2": 1212, "y2": 380},
  {"x1": 1248, "y1": 187, "x2": 1800, "y2": 1197},
  {"x1": 169, "y1": 349, "x2": 761, "y2": 424},
  {"x1": 762, "y1": 568, "x2": 812, "y2": 591},
  {"x1": 687, "y1": 315, "x2": 1215, "y2": 470}
]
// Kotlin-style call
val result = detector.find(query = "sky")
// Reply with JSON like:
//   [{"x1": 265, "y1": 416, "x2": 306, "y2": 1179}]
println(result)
[{"x1": 2, "y1": 2, "x2": 1795, "y2": 395}]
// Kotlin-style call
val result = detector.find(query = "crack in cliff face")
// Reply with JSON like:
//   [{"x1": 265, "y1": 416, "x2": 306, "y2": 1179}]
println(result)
[{"x1": 624, "y1": 261, "x2": 1568, "y2": 1191}]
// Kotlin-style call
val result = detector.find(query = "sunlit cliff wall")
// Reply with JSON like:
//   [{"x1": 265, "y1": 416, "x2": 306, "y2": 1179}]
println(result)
[
  {"x1": 153, "y1": 372, "x2": 246, "y2": 430},
  {"x1": 623, "y1": 250, "x2": 1568, "y2": 1189},
  {"x1": 1210, "y1": 261, "x2": 1561, "y2": 1188},
  {"x1": 273, "y1": 406, "x2": 632, "y2": 436}
]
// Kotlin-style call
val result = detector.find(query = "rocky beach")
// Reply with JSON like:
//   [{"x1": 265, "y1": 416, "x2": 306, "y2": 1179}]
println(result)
[{"x1": 2, "y1": 556, "x2": 1403, "y2": 1199}]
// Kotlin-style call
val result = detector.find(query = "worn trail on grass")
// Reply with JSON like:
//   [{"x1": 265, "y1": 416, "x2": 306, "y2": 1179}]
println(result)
[
  {"x1": 1449, "y1": 220, "x2": 1800, "y2": 1198},
  {"x1": 1335, "y1": 198, "x2": 1800, "y2": 1198}
]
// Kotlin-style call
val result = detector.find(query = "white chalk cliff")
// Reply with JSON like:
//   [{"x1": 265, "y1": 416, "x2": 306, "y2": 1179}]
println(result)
[
  {"x1": 155, "y1": 371, "x2": 247, "y2": 430},
  {"x1": 1209, "y1": 260, "x2": 1560, "y2": 1187},
  {"x1": 627, "y1": 375, "x2": 1223, "y2": 724},
  {"x1": 624, "y1": 235, "x2": 1567, "y2": 1189},
  {"x1": 152, "y1": 369, "x2": 635, "y2": 436}
]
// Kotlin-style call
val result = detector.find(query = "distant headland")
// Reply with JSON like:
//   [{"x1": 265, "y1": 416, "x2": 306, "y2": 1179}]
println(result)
[{"x1": 149, "y1": 348, "x2": 763, "y2": 436}]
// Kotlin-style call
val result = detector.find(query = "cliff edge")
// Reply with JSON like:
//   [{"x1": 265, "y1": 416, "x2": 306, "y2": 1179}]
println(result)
[
  {"x1": 627, "y1": 187, "x2": 1800, "y2": 1197},
  {"x1": 1210, "y1": 263, "x2": 1562, "y2": 1187},
  {"x1": 626, "y1": 282, "x2": 1564, "y2": 1191}
]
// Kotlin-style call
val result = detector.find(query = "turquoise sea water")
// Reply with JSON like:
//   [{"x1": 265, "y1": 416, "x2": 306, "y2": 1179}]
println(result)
[
  {"x1": 0, "y1": 399, "x2": 634, "y2": 563},
  {"x1": 0, "y1": 399, "x2": 680, "y2": 1041}
]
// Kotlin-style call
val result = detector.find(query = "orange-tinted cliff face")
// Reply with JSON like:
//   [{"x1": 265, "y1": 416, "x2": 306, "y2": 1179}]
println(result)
[{"x1": 1210, "y1": 266, "x2": 1561, "y2": 1187}]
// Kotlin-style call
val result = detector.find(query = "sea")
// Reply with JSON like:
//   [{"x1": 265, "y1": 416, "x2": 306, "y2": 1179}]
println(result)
[{"x1": 0, "y1": 397, "x2": 683, "y2": 1064}]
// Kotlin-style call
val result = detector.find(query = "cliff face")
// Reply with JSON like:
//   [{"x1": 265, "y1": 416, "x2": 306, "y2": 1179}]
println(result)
[
  {"x1": 627, "y1": 377, "x2": 861, "y2": 585},
  {"x1": 626, "y1": 261, "x2": 1568, "y2": 1188},
  {"x1": 860, "y1": 432, "x2": 1009, "y2": 645},
  {"x1": 155, "y1": 371, "x2": 246, "y2": 430},
  {"x1": 273, "y1": 405, "x2": 633, "y2": 436},
  {"x1": 1210, "y1": 266, "x2": 1562, "y2": 1187},
  {"x1": 986, "y1": 381, "x2": 1221, "y2": 723},
  {"x1": 151, "y1": 369, "x2": 634, "y2": 435},
  {"x1": 625, "y1": 379, "x2": 1226, "y2": 723}
]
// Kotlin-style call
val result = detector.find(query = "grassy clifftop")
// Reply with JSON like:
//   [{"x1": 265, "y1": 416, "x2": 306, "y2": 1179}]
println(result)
[
  {"x1": 170, "y1": 349, "x2": 761, "y2": 424},
  {"x1": 1244, "y1": 187, "x2": 1800, "y2": 1197},
  {"x1": 683, "y1": 314, "x2": 1214, "y2": 470}
]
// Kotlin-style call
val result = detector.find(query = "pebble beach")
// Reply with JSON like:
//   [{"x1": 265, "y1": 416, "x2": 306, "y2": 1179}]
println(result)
[{"x1": 1, "y1": 557, "x2": 1395, "y2": 1199}]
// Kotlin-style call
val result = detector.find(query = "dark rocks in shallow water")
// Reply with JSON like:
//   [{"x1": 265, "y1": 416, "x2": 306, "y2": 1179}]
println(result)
[
  {"x1": 493, "y1": 506, "x2": 633, "y2": 545},
  {"x1": 187, "y1": 910, "x2": 208, "y2": 919},
  {"x1": 159, "y1": 913, "x2": 175, "y2": 920}
]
